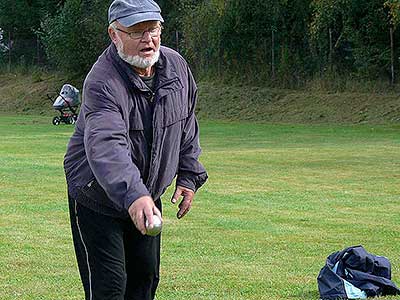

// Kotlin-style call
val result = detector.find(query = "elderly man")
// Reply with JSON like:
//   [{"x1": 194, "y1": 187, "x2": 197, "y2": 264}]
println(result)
[{"x1": 63, "y1": 0, "x2": 208, "y2": 299}]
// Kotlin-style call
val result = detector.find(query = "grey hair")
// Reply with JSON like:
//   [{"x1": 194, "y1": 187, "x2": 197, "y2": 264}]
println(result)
[{"x1": 109, "y1": 21, "x2": 118, "y2": 31}]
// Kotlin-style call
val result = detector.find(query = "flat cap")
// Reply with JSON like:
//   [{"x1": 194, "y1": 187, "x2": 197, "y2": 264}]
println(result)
[{"x1": 108, "y1": 0, "x2": 164, "y2": 27}]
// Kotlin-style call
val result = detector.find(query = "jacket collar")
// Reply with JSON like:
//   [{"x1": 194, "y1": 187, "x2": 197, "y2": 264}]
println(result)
[{"x1": 155, "y1": 46, "x2": 180, "y2": 84}]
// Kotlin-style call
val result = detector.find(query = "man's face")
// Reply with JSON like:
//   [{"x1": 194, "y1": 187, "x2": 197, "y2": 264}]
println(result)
[{"x1": 109, "y1": 20, "x2": 161, "y2": 69}]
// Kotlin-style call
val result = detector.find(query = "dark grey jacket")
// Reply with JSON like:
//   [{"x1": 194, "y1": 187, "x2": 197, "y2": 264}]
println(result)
[{"x1": 64, "y1": 44, "x2": 207, "y2": 217}]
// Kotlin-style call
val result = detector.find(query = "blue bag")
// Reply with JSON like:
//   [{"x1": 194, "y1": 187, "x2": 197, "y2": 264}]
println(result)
[{"x1": 317, "y1": 245, "x2": 400, "y2": 299}]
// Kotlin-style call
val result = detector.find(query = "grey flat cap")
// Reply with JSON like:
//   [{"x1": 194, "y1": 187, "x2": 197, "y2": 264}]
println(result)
[{"x1": 108, "y1": 0, "x2": 164, "y2": 27}]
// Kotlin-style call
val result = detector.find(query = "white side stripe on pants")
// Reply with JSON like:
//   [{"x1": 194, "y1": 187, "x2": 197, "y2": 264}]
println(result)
[{"x1": 75, "y1": 200, "x2": 93, "y2": 300}]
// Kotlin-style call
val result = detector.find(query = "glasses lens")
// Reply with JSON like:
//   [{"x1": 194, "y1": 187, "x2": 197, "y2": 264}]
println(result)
[
  {"x1": 130, "y1": 32, "x2": 143, "y2": 39},
  {"x1": 149, "y1": 27, "x2": 161, "y2": 36}
]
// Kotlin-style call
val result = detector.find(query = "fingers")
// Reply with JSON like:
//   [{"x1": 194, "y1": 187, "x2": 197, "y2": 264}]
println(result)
[
  {"x1": 172, "y1": 186, "x2": 195, "y2": 219},
  {"x1": 144, "y1": 206, "x2": 154, "y2": 230},
  {"x1": 177, "y1": 201, "x2": 190, "y2": 219},
  {"x1": 133, "y1": 209, "x2": 146, "y2": 235},
  {"x1": 177, "y1": 193, "x2": 193, "y2": 219},
  {"x1": 153, "y1": 206, "x2": 162, "y2": 221},
  {"x1": 128, "y1": 195, "x2": 159, "y2": 235},
  {"x1": 171, "y1": 187, "x2": 182, "y2": 204}
]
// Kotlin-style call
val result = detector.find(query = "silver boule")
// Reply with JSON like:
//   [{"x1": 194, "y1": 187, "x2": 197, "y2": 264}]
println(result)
[{"x1": 145, "y1": 215, "x2": 162, "y2": 236}]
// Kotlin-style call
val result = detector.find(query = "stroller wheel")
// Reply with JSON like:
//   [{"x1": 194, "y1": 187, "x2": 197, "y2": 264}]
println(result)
[
  {"x1": 52, "y1": 116, "x2": 61, "y2": 126},
  {"x1": 66, "y1": 116, "x2": 75, "y2": 124}
]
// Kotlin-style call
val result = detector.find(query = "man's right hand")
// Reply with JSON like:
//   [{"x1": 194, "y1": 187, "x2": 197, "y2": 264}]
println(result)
[{"x1": 128, "y1": 196, "x2": 162, "y2": 235}]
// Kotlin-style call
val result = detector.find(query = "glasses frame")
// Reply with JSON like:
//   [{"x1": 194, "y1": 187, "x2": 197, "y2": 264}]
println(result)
[{"x1": 114, "y1": 25, "x2": 163, "y2": 40}]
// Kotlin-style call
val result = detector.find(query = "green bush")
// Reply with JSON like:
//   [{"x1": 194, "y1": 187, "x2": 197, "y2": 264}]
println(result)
[{"x1": 40, "y1": 0, "x2": 112, "y2": 76}]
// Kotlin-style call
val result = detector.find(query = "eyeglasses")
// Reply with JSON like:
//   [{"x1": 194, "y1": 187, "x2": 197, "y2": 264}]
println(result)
[{"x1": 115, "y1": 26, "x2": 162, "y2": 40}]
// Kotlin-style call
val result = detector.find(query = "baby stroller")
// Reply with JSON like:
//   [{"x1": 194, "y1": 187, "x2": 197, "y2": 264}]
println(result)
[{"x1": 48, "y1": 84, "x2": 80, "y2": 125}]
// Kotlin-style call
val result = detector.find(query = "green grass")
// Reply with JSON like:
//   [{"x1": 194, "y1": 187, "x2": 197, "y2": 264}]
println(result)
[
  {"x1": 1, "y1": 71, "x2": 400, "y2": 124},
  {"x1": 0, "y1": 114, "x2": 399, "y2": 300}
]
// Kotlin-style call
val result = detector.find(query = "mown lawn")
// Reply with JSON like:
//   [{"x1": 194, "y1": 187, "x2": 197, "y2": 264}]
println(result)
[{"x1": 0, "y1": 114, "x2": 399, "y2": 300}]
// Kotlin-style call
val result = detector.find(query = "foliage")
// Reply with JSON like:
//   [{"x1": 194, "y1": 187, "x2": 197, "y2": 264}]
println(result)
[
  {"x1": 0, "y1": 28, "x2": 8, "y2": 64},
  {"x1": 174, "y1": 0, "x2": 400, "y2": 85},
  {"x1": 0, "y1": 0, "x2": 63, "y2": 65},
  {"x1": 385, "y1": 0, "x2": 400, "y2": 27},
  {"x1": 40, "y1": 0, "x2": 112, "y2": 75},
  {"x1": 2, "y1": 0, "x2": 400, "y2": 85}
]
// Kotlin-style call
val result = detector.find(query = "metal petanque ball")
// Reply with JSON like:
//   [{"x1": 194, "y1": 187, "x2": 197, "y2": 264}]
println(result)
[{"x1": 145, "y1": 215, "x2": 162, "y2": 236}]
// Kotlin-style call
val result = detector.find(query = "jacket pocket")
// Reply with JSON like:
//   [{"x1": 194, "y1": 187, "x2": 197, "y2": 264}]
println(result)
[
  {"x1": 79, "y1": 179, "x2": 123, "y2": 211},
  {"x1": 161, "y1": 93, "x2": 188, "y2": 127}
]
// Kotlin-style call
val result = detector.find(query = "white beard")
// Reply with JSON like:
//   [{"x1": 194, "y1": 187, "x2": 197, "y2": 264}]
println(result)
[{"x1": 115, "y1": 36, "x2": 160, "y2": 69}]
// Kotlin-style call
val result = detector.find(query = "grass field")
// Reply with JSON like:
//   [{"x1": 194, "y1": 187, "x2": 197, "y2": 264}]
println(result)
[{"x1": 0, "y1": 114, "x2": 399, "y2": 300}]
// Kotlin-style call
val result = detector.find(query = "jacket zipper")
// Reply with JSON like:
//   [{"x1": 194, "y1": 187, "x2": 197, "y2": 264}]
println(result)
[{"x1": 145, "y1": 77, "x2": 180, "y2": 191}]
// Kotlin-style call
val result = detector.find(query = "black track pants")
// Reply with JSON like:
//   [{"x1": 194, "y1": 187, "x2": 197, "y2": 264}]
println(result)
[{"x1": 68, "y1": 195, "x2": 161, "y2": 300}]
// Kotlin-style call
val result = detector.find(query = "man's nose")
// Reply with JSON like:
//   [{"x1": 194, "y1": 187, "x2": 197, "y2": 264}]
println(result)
[{"x1": 141, "y1": 31, "x2": 152, "y2": 42}]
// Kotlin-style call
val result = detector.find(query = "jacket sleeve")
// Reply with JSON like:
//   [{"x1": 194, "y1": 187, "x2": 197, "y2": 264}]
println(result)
[
  {"x1": 83, "y1": 82, "x2": 150, "y2": 210},
  {"x1": 176, "y1": 68, "x2": 208, "y2": 191}
]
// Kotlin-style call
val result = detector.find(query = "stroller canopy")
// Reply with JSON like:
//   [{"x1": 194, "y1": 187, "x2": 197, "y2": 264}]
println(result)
[{"x1": 53, "y1": 84, "x2": 80, "y2": 110}]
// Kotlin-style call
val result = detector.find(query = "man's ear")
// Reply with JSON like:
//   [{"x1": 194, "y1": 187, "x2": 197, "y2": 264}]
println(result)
[{"x1": 108, "y1": 27, "x2": 118, "y2": 44}]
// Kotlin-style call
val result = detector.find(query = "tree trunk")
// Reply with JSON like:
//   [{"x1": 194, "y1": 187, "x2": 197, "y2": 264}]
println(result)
[
  {"x1": 329, "y1": 27, "x2": 333, "y2": 72},
  {"x1": 271, "y1": 29, "x2": 275, "y2": 80},
  {"x1": 8, "y1": 30, "x2": 11, "y2": 72},
  {"x1": 390, "y1": 26, "x2": 395, "y2": 85},
  {"x1": 175, "y1": 30, "x2": 179, "y2": 52},
  {"x1": 37, "y1": 35, "x2": 40, "y2": 65}
]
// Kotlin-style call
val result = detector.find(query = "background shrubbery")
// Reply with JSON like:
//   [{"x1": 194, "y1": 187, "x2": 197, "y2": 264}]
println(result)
[{"x1": 1, "y1": 0, "x2": 400, "y2": 88}]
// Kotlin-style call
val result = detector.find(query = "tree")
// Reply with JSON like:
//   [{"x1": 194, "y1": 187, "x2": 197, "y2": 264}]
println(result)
[
  {"x1": 384, "y1": 0, "x2": 400, "y2": 83},
  {"x1": 310, "y1": 0, "x2": 398, "y2": 81},
  {"x1": 0, "y1": 0, "x2": 64, "y2": 66},
  {"x1": 40, "y1": 0, "x2": 112, "y2": 75}
]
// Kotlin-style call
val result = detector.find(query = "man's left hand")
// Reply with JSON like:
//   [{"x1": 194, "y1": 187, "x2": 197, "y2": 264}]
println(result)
[{"x1": 171, "y1": 185, "x2": 195, "y2": 219}]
